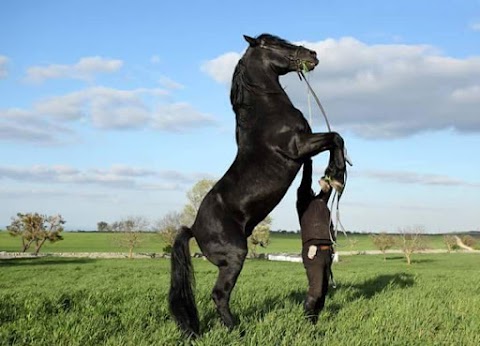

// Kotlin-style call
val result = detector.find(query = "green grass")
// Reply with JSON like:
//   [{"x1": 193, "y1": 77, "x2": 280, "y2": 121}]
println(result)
[
  {"x1": 0, "y1": 231, "x2": 167, "y2": 253},
  {"x1": 2, "y1": 231, "x2": 476, "y2": 254},
  {"x1": 1, "y1": 253, "x2": 479, "y2": 345}
]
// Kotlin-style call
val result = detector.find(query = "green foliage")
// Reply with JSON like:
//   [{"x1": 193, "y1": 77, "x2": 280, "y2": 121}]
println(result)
[
  {"x1": 248, "y1": 215, "x2": 272, "y2": 257},
  {"x1": 1, "y1": 254, "x2": 479, "y2": 345},
  {"x1": 443, "y1": 235, "x2": 458, "y2": 252},
  {"x1": 96, "y1": 221, "x2": 110, "y2": 232},
  {"x1": 181, "y1": 179, "x2": 216, "y2": 226},
  {"x1": 6, "y1": 213, "x2": 65, "y2": 254}
]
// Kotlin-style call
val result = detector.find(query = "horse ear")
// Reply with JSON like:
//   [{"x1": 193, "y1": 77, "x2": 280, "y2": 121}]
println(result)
[{"x1": 243, "y1": 35, "x2": 258, "y2": 47}]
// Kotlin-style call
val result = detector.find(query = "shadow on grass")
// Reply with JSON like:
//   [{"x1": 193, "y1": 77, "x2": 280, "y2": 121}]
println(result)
[
  {"x1": 386, "y1": 256, "x2": 405, "y2": 261},
  {"x1": 208, "y1": 272, "x2": 416, "y2": 335},
  {"x1": 286, "y1": 272, "x2": 414, "y2": 315},
  {"x1": 386, "y1": 256, "x2": 435, "y2": 264},
  {"x1": 0, "y1": 257, "x2": 96, "y2": 267}
]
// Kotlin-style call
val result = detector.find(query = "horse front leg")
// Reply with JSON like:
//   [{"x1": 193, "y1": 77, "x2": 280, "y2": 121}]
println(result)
[{"x1": 279, "y1": 131, "x2": 347, "y2": 190}]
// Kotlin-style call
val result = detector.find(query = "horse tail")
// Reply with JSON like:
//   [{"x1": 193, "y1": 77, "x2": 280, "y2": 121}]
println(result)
[{"x1": 168, "y1": 226, "x2": 200, "y2": 336}]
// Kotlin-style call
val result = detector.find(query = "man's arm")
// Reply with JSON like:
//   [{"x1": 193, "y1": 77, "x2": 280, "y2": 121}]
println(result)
[{"x1": 296, "y1": 159, "x2": 312, "y2": 216}]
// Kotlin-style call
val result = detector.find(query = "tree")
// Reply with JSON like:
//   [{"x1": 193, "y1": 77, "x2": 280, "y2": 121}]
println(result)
[
  {"x1": 7, "y1": 212, "x2": 65, "y2": 254},
  {"x1": 181, "y1": 179, "x2": 216, "y2": 226},
  {"x1": 112, "y1": 216, "x2": 148, "y2": 259},
  {"x1": 97, "y1": 221, "x2": 110, "y2": 232},
  {"x1": 248, "y1": 215, "x2": 272, "y2": 258},
  {"x1": 443, "y1": 235, "x2": 457, "y2": 253},
  {"x1": 371, "y1": 232, "x2": 396, "y2": 261},
  {"x1": 347, "y1": 237, "x2": 359, "y2": 250},
  {"x1": 154, "y1": 211, "x2": 183, "y2": 253},
  {"x1": 398, "y1": 226, "x2": 426, "y2": 265}
]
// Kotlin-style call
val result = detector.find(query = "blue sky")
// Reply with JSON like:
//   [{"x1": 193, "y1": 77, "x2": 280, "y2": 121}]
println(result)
[{"x1": 1, "y1": 0, "x2": 479, "y2": 233}]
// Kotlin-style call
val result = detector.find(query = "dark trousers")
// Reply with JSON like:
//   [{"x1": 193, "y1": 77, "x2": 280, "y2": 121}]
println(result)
[{"x1": 302, "y1": 245, "x2": 332, "y2": 323}]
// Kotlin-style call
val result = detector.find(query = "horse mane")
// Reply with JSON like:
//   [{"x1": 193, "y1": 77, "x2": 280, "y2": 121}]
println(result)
[
  {"x1": 229, "y1": 34, "x2": 291, "y2": 125},
  {"x1": 230, "y1": 58, "x2": 249, "y2": 111},
  {"x1": 255, "y1": 33, "x2": 291, "y2": 46},
  {"x1": 230, "y1": 58, "x2": 255, "y2": 134}
]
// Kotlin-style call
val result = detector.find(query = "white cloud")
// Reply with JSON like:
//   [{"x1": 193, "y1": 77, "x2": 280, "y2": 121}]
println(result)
[
  {"x1": 150, "y1": 55, "x2": 161, "y2": 64},
  {"x1": 0, "y1": 187, "x2": 112, "y2": 200},
  {"x1": 0, "y1": 55, "x2": 8, "y2": 78},
  {"x1": 0, "y1": 164, "x2": 208, "y2": 190},
  {"x1": 34, "y1": 86, "x2": 166, "y2": 129},
  {"x1": 360, "y1": 170, "x2": 480, "y2": 187},
  {"x1": 201, "y1": 52, "x2": 241, "y2": 84},
  {"x1": 1, "y1": 83, "x2": 219, "y2": 143},
  {"x1": 153, "y1": 102, "x2": 217, "y2": 131},
  {"x1": 470, "y1": 22, "x2": 480, "y2": 31},
  {"x1": 0, "y1": 108, "x2": 74, "y2": 144},
  {"x1": 24, "y1": 56, "x2": 123, "y2": 83},
  {"x1": 159, "y1": 76, "x2": 184, "y2": 90},
  {"x1": 451, "y1": 85, "x2": 480, "y2": 103},
  {"x1": 203, "y1": 37, "x2": 480, "y2": 138}
]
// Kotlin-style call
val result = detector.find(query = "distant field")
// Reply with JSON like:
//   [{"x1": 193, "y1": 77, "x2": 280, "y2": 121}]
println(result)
[
  {"x1": 1, "y1": 253, "x2": 479, "y2": 345},
  {"x1": 0, "y1": 230, "x2": 478, "y2": 254},
  {"x1": 0, "y1": 231, "x2": 165, "y2": 253}
]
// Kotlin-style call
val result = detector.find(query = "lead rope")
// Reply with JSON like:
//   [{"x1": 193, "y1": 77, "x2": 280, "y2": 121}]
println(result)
[
  {"x1": 298, "y1": 68, "x2": 332, "y2": 132},
  {"x1": 299, "y1": 67, "x2": 343, "y2": 290},
  {"x1": 304, "y1": 72, "x2": 342, "y2": 246},
  {"x1": 298, "y1": 66, "x2": 351, "y2": 254}
]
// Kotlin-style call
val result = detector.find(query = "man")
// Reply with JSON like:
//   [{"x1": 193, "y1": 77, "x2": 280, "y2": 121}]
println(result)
[{"x1": 296, "y1": 159, "x2": 335, "y2": 323}]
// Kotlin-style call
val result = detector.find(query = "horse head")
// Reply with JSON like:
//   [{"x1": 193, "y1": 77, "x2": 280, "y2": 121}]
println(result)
[{"x1": 243, "y1": 33, "x2": 319, "y2": 75}]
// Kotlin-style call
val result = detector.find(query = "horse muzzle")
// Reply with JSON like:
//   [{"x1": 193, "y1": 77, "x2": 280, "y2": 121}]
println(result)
[{"x1": 303, "y1": 57, "x2": 319, "y2": 71}]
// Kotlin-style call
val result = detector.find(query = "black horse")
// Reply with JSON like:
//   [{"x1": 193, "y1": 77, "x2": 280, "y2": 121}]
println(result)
[{"x1": 169, "y1": 33, "x2": 346, "y2": 336}]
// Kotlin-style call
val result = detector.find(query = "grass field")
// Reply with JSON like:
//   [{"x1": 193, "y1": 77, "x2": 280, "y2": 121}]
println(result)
[
  {"x1": 2, "y1": 231, "x2": 476, "y2": 254},
  {"x1": 1, "y1": 253, "x2": 479, "y2": 345}
]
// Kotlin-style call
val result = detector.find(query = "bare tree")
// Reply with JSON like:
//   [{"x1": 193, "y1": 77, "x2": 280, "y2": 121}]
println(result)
[
  {"x1": 248, "y1": 215, "x2": 272, "y2": 258},
  {"x1": 7, "y1": 213, "x2": 65, "y2": 254},
  {"x1": 181, "y1": 179, "x2": 216, "y2": 226},
  {"x1": 398, "y1": 226, "x2": 426, "y2": 265},
  {"x1": 371, "y1": 232, "x2": 396, "y2": 261},
  {"x1": 112, "y1": 216, "x2": 149, "y2": 259},
  {"x1": 154, "y1": 211, "x2": 183, "y2": 253},
  {"x1": 347, "y1": 237, "x2": 359, "y2": 250}
]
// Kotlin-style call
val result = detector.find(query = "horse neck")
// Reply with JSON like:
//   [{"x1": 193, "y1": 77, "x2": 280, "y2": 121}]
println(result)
[
  {"x1": 230, "y1": 58, "x2": 290, "y2": 110},
  {"x1": 245, "y1": 61, "x2": 285, "y2": 96}
]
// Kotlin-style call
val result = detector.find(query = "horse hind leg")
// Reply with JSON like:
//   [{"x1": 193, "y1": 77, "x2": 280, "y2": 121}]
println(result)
[{"x1": 209, "y1": 245, "x2": 247, "y2": 329}]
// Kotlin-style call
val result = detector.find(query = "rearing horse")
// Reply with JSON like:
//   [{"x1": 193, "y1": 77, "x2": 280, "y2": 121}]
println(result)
[{"x1": 169, "y1": 33, "x2": 346, "y2": 336}]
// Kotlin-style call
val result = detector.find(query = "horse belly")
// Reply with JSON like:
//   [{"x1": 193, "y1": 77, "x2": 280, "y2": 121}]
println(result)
[{"x1": 228, "y1": 157, "x2": 299, "y2": 222}]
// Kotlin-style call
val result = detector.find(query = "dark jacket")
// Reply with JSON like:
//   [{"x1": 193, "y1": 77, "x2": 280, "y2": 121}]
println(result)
[{"x1": 296, "y1": 160, "x2": 335, "y2": 247}]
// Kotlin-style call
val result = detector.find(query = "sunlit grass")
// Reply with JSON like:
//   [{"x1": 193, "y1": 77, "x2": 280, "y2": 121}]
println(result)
[{"x1": 1, "y1": 253, "x2": 479, "y2": 345}]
